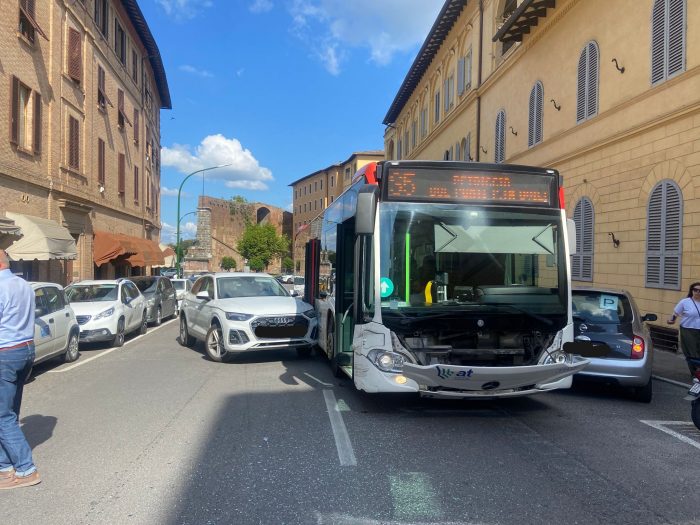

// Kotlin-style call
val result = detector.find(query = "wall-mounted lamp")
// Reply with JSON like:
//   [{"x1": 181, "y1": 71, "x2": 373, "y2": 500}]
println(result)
[
  {"x1": 608, "y1": 232, "x2": 620, "y2": 248},
  {"x1": 611, "y1": 58, "x2": 625, "y2": 74},
  {"x1": 480, "y1": 146, "x2": 488, "y2": 154},
  {"x1": 550, "y1": 99, "x2": 561, "y2": 111},
  {"x1": 509, "y1": 126, "x2": 517, "y2": 136}
]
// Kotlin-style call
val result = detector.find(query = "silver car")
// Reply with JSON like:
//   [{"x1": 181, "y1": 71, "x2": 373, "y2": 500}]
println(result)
[
  {"x1": 130, "y1": 276, "x2": 178, "y2": 325},
  {"x1": 179, "y1": 272, "x2": 318, "y2": 362},
  {"x1": 572, "y1": 287, "x2": 657, "y2": 402},
  {"x1": 31, "y1": 282, "x2": 80, "y2": 366}
]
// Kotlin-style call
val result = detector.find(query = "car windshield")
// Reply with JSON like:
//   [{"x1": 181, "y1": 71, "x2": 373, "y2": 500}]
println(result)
[
  {"x1": 294, "y1": 277, "x2": 304, "y2": 285},
  {"x1": 66, "y1": 284, "x2": 118, "y2": 302},
  {"x1": 572, "y1": 291, "x2": 632, "y2": 324},
  {"x1": 133, "y1": 278, "x2": 157, "y2": 293},
  {"x1": 171, "y1": 281, "x2": 186, "y2": 291},
  {"x1": 217, "y1": 276, "x2": 289, "y2": 298}
]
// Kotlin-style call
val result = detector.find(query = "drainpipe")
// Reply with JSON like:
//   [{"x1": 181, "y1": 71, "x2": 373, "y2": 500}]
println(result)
[{"x1": 476, "y1": 0, "x2": 484, "y2": 161}]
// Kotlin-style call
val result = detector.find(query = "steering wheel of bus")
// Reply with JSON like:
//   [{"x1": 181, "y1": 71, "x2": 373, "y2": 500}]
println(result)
[{"x1": 342, "y1": 302, "x2": 353, "y2": 324}]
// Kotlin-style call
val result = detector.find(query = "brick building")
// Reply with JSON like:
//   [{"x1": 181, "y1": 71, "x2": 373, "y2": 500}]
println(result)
[
  {"x1": 183, "y1": 195, "x2": 293, "y2": 275},
  {"x1": 0, "y1": 0, "x2": 169, "y2": 284},
  {"x1": 383, "y1": 0, "x2": 700, "y2": 347},
  {"x1": 290, "y1": 151, "x2": 384, "y2": 272}
]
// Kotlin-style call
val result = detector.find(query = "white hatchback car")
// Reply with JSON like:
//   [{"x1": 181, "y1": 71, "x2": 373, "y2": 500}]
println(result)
[
  {"x1": 179, "y1": 272, "x2": 318, "y2": 362},
  {"x1": 170, "y1": 278, "x2": 192, "y2": 314},
  {"x1": 65, "y1": 279, "x2": 147, "y2": 347},
  {"x1": 31, "y1": 282, "x2": 80, "y2": 365}
]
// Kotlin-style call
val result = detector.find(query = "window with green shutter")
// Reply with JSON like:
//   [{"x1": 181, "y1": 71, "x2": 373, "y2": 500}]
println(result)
[{"x1": 646, "y1": 180, "x2": 682, "y2": 289}]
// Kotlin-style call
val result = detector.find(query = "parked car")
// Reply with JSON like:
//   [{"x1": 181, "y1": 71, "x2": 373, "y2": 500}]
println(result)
[
  {"x1": 161, "y1": 268, "x2": 178, "y2": 278},
  {"x1": 572, "y1": 286, "x2": 657, "y2": 402},
  {"x1": 65, "y1": 279, "x2": 148, "y2": 347},
  {"x1": 170, "y1": 278, "x2": 192, "y2": 314},
  {"x1": 130, "y1": 276, "x2": 178, "y2": 325},
  {"x1": 280, "y1": 274, "x2": 294, "y2": 284},
  {"x1": 31, "y1": 282, "x2": 80, "y2": 366},
  {"x1": 179, "y1": 272, "x2": 318, "y2": 362},
  {"x1": 293, "y1": 276, "x2": 305, "y2": 296}
]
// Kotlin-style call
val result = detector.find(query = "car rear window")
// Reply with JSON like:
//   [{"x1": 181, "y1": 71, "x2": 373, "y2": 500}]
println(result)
[
  {"x1": 572, "y1": 291, "x2": 632, "y2": 324},
  {"x1": 133, "y1": 278, "x2": 157, "y2": 293}
]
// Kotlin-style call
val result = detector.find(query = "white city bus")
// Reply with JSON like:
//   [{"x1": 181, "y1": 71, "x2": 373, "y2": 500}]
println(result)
[{"x1": 304, "y1": 161, "x2": 589, "y2": 398}]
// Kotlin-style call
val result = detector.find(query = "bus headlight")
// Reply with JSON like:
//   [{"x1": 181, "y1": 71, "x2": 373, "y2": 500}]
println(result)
[
  {"x1": 543, "y1": 350, "x2": 570, "y2": 365},
  {"x1": 367, "y1": 349, "x2": 405, "y2": 373}
]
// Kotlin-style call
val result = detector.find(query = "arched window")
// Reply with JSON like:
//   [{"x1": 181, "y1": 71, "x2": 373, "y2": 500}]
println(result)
[
  {"x1": 495, "y1": 110, "x2": 506, "y2": 163},
  {"x1": 572, "y1": 197, "x2": 594, "y2": 281},
  {"x1": 651, "y1": 0, "x2": 686, "y2": 85},
  {"x1": 463, "y1": 133, "x2": 471, "y2": 161},
  {"x1": 576, "y1": 41, "x2": 599, "y2": 123},
  {"x1": 646, "y1": 179, "x2": 683, "y2": 289},
  {"x1": 528, "y1": 81, "x2": 544, "y2": 147}
]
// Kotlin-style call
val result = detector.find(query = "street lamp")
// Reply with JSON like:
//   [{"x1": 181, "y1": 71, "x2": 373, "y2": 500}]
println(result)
[{"x1": 175, "y1": 164, "x2": 232, "y2": 276}]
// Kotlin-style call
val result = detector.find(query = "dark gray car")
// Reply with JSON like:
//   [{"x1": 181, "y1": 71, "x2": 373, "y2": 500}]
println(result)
[
  {"x1": 131, "y1": 276, "x2": 177, "y2": 326},
  {"x1": 572, "y1": 287, "x2": 657, "y2": 402}
]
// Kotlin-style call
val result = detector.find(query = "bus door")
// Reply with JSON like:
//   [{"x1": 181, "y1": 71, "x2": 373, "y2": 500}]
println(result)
[{"x1": 334, "y1": 217, "x2": 355, "y2": 374}]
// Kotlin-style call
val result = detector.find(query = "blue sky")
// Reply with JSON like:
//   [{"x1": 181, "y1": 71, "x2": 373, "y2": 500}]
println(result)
[{"x1": 147, "y1": 0, "x2": 444, "y2": 243}]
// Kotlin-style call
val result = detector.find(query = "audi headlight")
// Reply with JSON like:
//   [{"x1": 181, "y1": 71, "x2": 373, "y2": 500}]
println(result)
[
  {"x1": 226, "y1": 312, "x2": 253, "y2": 321},
  {"x1": 93, "y1": 306, "x2": 115, "y2": 320},
  {"x1": 367, "y1": 349, "x2": 405, "y2": 373},
  {"x1": 302, "y1": 308, "x2": 317, "y2": 319}
]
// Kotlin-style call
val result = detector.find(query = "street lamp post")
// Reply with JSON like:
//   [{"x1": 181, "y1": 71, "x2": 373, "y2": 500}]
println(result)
[{"x1": 175, "y1": 164, "x2": 232, "y2": 276}]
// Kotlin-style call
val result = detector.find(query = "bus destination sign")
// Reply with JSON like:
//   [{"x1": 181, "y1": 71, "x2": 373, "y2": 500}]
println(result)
[{"x1": 385, "y1": 168, "x2": 555, "y2": 206}]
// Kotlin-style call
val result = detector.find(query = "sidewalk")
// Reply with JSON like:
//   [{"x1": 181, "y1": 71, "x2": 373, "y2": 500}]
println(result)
[{"x1": 653, "y1": 349, "x2": 693, "y2": 387}]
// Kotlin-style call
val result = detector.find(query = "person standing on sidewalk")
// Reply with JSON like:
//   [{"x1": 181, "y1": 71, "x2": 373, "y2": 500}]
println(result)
[
  {"x1": 0, "y1": 249, "x2": 40, "y2": 489},
  {"x1": 667, "y1": 281, "x2": 700, "y2": 378}
]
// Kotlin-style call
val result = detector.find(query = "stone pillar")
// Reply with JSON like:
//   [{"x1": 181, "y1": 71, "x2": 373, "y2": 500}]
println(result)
[{"x1": 184, "y1": 206, "x2": 212, "y2": 272}]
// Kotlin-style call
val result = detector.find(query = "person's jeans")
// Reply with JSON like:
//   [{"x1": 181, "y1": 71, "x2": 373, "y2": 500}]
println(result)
[{"x1": 0, "y1": 343, "x2": 36, "y2": 476}]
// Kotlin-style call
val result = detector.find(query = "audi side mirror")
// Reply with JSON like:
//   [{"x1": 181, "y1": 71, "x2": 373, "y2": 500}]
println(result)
[{"x1": 196, "y1": 291, "x2": 211, "y2": 301}]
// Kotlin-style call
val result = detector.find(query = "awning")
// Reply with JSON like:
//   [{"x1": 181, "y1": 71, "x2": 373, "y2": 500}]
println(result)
[
  {"x1": 0, "y1": 217, "x2": 22, "y2": 249},
  {"x1": 5, "y1": 212, "x2": 77, "y2": 260},
  {"x1": 93, "y1": 231, "x2": 164, "y2": 267}
]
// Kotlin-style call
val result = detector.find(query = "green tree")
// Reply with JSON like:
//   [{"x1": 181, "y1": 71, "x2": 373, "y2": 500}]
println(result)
[
  {"x1": 248, "y1": 256, "x2": 265, "y2": 272},
  {"x1": 229, "y1": 195, "x2": 252, "y2": 223},
  {"x1": 282, "y1": 256, "x2": 294, "y2": 272},
  {"x1": 220, "y1": 256, "x2": 237, "y2": 271},
  {"x1": 237, "y1": 223, "x2": 289, "y2": 270},
  {"x1": 169, "y1": 239, "x2": 197, "y2": 262}
]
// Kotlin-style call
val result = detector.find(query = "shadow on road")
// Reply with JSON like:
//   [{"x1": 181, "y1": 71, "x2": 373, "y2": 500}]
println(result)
[{"x1": 20, "y1": 414, "x2": 57, "y2": 449}]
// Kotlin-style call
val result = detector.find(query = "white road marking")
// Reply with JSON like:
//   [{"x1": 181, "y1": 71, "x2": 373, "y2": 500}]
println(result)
[
  {"x1": 323, "y1": 389, "x2": 357, "y2": 466},
  {"x1": 48, "y1": 318, "x2": 176, "y2": 373},
  {"x1": 304, "y1": 372, "x2": 333, "y2": 387},
  {"x1": 641, "y1": 420, "x2": 700, "y2": 450},
  {"x1": 652, "y1": 374, "x2": 691, "y2": 388}
]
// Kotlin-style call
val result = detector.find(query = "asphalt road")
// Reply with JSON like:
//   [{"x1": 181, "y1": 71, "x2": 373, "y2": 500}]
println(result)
[{"x1": 4, "y1": 319, "x2": 700, "y2": 525}]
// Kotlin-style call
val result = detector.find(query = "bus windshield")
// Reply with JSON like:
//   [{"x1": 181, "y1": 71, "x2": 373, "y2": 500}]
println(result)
[{"x1": 378, "y1": 202, "x2": 566, "y2": 316}]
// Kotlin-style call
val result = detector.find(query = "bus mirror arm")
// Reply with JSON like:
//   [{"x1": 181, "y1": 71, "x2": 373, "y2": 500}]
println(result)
[{"x1": 356, "y1": 185, "x2": 379, "y2": 235}]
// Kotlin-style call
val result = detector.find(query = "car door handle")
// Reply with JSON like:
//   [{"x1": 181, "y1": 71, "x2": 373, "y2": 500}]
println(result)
[
  {"x1": 65, "y1": 312, "x2": 70, "y2": 317},
  {"x1": 49, "y1": 318, "x2": 55, "y2": 324}
]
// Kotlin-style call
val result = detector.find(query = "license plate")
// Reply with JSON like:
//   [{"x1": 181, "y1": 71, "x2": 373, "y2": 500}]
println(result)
[{"x1": 689, "y1": 382, "x2": 700, "y2": 396}]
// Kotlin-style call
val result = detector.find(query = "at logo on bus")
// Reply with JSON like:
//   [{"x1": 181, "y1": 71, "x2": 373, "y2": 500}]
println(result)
[{"x1": 436, "y1": 366, "x2": 474, "y2": 379}]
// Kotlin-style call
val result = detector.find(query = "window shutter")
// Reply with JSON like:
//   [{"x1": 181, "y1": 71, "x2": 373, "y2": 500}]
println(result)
[
  {"x1": 535, "y1": 82, "x2": 543, "y2": 144},
  {"x1": 576, "y1": 49, "x2": 587, "y2": 122},
  {"x1": 667, "y1": 0, "x2": 685, "y2": 77},
  {"x1": 33, "y1": 91, "x2": 41, "y2": 154},
  {"x1": 118, "y1": 153, "x2": 125, "y2": 194},
  {"x1": 457, "y1": 57, "x2": 465, "y2": 95},
  {"x1": 465, "y1": 133, "x2": 471, "y2": 161},
  {"x1": 10, "y1": 76, "x2": 19, "y2": 145},
  {"x1": 98, "y1": 138, "x2": 105, "y2": 185},
  {"x1": 495, "y1": 110, "x2": 505, "y2": 163},
  {"x1": 465, "y1": 50, "x2": 472, "y2": 88},
  {"x1": 528, "y1": 84, "x2": 536, "y2": 147},
  {"x1": 133, "y1": 109, "x2": 139, "y2": 145},
  {"x1": 443, "y1": 79, "x2": 449, "y2": 113},
  {"x1": 134, "y1": 166, "x2": 139, "y2": 203},
  {"x1": 68, "y1": 28, "x2": 82, "y2": 83},
  {"x1": 571, "y1": 202, "x2": 582, "y2": 279},
  {"x1": 651, "y1": 0, "x2": 666, "y2": 84},
  {"x1": 581, "y1": 198, "x2": 594, "y2": 280},
  {"x1": 646, "y1": 180, "x2": 682, "y2": 288},
  {"x1": 586, "y1": 42, "x2": 599, "y2": 119},
  {"x1": 646, "y1": 184, "x2": 663, "y2": 286},
  {"x1": 68, "y1": 116, "x2": 79, "y2": 169}
]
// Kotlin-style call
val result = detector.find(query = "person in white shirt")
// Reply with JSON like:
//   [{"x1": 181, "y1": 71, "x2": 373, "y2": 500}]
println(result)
[{"x1": 667, "y1": 281, "x2": 700, "y2": 377}]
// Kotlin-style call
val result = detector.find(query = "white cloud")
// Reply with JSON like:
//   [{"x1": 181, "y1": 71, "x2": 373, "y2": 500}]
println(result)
[
  {"x1": 156, "y1": 0, "x2": 212, "y2": 20},
  {"x1": 161, "y1": 221, "x2": 196, "y2": 243},
  {"x1": 161, "y1": 134, "x2": 273, "y2": 191},
  {"x1": 179, "y1": 65, "x2": 213, "y2": 78},
  {"x1": 249, "y1": 0, "x2": 273, "y2": 13},
  {"x1": 161, "y1": 186, "x2": 188, "y2": 197},
  {"x1": 288, "y1": 0, "x2": 443, "y2": 74},
  {"x1": 182, "y1": 221, "x2": 198, "y2": 235}
]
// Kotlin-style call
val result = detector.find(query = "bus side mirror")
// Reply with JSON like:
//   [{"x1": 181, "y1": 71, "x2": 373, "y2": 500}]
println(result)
[
  {"x1": 356, "y1": 185, "x2": 379, "y2": 235},
  {"x1": 567, "y1": 218, "x2": 577, "y2": 255}
]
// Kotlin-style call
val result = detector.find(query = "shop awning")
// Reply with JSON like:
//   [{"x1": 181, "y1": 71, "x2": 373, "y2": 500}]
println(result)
[
  {"x1": 5, "y1": 212, "x2": 77, "y2": 260},
  {"x1": 93, "y1": 231, "x2": 164, "y2": 267},
  {"x1": 0, "y1": 217, "x2": 22, "y2": 249}
]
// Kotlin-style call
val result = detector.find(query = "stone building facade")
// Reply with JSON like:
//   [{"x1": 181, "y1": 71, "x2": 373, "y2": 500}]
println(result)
[
  {"x1": 383, "y1": 0, "x2": 700, "y2": 347},
  {"x1": 0, "y1": 0, "x2": 169, "y2": 284},
  {"x1": 290, "y1": 151, "x2": 384, "y2": 272},
  {"x1": 184, "y1": 195, "x2": 293, "y2": 275}
]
